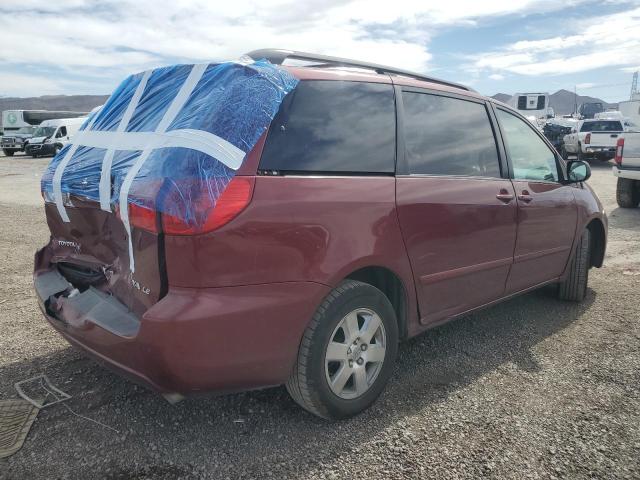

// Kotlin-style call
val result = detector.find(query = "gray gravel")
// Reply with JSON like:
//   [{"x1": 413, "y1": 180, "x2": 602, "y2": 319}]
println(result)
[{"x1": 0, "y1": 154, "x2": 639, "y2": 479}]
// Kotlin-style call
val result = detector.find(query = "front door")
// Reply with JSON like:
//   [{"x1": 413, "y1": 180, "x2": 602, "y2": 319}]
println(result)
[
  {"x1": 395, "y1": 90, "x2": 518, "y2": 325},
  {"x1": 493, "y1": 108, "x2": 577, "y2": 293}
]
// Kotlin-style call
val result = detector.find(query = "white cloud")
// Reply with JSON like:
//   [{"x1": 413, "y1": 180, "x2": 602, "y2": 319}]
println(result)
[
  {"x1": 488, "y1": 73, "x2": 505, "y2": 80},
  {"x1": 471, "y1": 7, "x2": 640, "y2": 76},
  {"x1": 0, "y1": 72, "x2": 72, "y2": 96},
  {"x1": 0, "y1": 0, "x2": 595, "y2": 96},
  {"x1": 576, "y1": 82, "x2": 596, "y2": 89}
]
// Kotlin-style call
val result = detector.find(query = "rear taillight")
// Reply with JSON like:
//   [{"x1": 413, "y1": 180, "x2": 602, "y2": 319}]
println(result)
[
  {"x1": 615, "y1": 138, "x2": 625, "y2": 165},
  {"x1": 584, "y1": 133, "x2": 591, "y2": 145},
  {"x1": 161, "y1": 176, "x2": 254, "y2": 235},
  {"x1": 129, "y1": 203, "x2": 159, "y2": 233}
]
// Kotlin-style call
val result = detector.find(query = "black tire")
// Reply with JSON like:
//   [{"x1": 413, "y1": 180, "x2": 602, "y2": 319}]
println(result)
[
  {"x1": 558, "y1": 229, "x2": 590, "y2": 302},
  {"x1": 2, "y1": 149, "x2": 14, "y2": 157},
  {"x1": 286, "y1": 280, "x2": 399, "y2": 420},
  {"x1": 616, "y1": 178, "x2": 640, "y2": 208},
  {"x1": 54, "y1": 146, "x2": 61, "y2": 157}
]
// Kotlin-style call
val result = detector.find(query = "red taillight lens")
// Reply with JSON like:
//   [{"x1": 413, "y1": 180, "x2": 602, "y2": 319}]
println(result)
[
  {"x1": 162, "y1": 176, "x2": 254, "y2": 235},
  {"x1": 615, "y1": 138, "x2": 625, "y2": 165},
  {"x1": 584, "y1": 133, "x2": 591, "y2": 144},
  {"x1": 129, "y1": 203, "x2": 159, "y2": 233}
]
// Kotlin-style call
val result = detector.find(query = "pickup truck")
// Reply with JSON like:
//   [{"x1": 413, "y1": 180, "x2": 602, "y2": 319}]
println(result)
[
  {"x1": 1, "y1": 126, "x2": 35, "y2": 156},
  {"x1": 562, "y1": 119, "x2": 624, "y2": 161},
  {"x1": 614, "y1": 132, "x2": 640, "y2": 207}
]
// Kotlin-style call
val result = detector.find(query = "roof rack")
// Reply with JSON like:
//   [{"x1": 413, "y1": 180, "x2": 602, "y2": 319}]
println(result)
[{"x1": 245, "y1": 49, "x2": 474, "y2": 92}]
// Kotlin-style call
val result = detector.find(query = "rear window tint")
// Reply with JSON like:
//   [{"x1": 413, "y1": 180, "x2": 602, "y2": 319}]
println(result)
[
  {"x1": 402, "y1": 92, "x2": 501, "y2": 177},
  {"x1": 259, "y1": 81, "x2": 395, "y2": 173},
  {"x1": 580, "y1": 120, "x2": 623, "y2": 132}
]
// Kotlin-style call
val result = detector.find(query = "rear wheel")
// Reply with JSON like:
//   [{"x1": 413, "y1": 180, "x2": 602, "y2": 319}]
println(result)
[
  {"x1": 2, "y1": 149, "x2": 14, "y2": 157},
  {"x1": 558, "y1": 229, "x2": 590, "y2": 302},
  {"x1": 616, "y1": 178, "x2": 640, "y2": 208},
  {"x1": 286, "y1": 280, "x2": 398, "y2": 420}
]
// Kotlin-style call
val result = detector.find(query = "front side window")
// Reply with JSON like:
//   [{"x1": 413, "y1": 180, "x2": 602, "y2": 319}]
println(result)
[
  {"x1": 260, "y1": 80, "x2": 395, "y2": 173},
  {"x1": 496, "y1": 109, "x2": 558, "y2": 182},
  {"x1": 402, "y1": 92, "x2": 501, "y2": 177}
]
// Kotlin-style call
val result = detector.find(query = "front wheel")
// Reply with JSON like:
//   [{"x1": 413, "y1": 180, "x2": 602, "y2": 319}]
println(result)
[
  {"x1": 558, "y1": 229, "x2": 590, "y2": 302},
  {"x1": 286, "y1": 280, "x2": 398, "y2": 420},
  {"x1": 2, "y1": 149, "x2": 14, "y2": 157}
]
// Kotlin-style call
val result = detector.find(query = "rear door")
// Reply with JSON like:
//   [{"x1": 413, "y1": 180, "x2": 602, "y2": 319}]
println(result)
[
  {"x1": 493, "y1": 107, "x2": 577, "y2": 293},
  {"x1": 395, "y1": 89, "x2": 517, "y2": 325}
]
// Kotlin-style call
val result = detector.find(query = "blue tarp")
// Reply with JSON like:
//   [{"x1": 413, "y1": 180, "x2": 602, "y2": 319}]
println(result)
[{"x1": 42, "y1": 59, "x2": 298, "y2": 229}]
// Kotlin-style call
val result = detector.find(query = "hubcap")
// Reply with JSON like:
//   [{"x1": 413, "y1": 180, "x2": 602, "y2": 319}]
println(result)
[{"x1": 324, "y1": 308, "x2": 386, "y2": 400}]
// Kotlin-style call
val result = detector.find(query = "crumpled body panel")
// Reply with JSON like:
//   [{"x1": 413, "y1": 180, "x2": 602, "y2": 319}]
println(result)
[{"x1": 41, "y1": 59, "x2": 297, "y2": 270}]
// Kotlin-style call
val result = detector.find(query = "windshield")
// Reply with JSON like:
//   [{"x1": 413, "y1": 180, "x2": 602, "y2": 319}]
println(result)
[
  {"x1": 33, "y1": 126, "x2": 56, "y2": 137},
  {"x1": 580, "y1": 121, "x2": 622, "y2": 132},
  {"x1": 580, "y1": 103, "x2": 603, "y2": 116},
  {"x1": 16, "y1": 126, "x2": 35, "y2": 134}
]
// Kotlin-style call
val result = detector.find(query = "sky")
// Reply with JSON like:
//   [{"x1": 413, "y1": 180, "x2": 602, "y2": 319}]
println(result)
[{"x1": 0, "y1": 0, "x2": 638, "y2": 102}]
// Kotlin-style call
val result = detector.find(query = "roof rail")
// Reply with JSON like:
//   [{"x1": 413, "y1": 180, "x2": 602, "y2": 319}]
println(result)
[{"x1": 245, "y1": 49, "x2": 474, "y2": 92}]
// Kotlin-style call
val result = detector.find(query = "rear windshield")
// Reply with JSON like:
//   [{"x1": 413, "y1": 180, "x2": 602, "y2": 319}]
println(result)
[
  {"x1": 580, "y1": 120, "x2": 622, "y2": 132},
  {"x1": 260, "y1": 80, "x2": 396, "y2": 173}
]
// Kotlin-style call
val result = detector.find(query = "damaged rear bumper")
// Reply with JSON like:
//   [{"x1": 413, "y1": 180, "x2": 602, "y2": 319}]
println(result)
[{"x1": 34, "y1": 246, "x2": 330, "y2": 396}]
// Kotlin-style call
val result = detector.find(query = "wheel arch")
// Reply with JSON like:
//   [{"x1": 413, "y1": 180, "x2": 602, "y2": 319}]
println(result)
[
  {"x1": 343, "y1": 265, "x2": 409, "y2": 340},
  {"x1": 586, "y1": 218, "x2": 606, "y2": 268}
]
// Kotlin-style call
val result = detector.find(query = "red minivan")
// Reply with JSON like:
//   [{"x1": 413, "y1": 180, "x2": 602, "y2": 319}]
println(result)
[{"x1": 34, "y1": 50, "x2": 607, "y2": 419}]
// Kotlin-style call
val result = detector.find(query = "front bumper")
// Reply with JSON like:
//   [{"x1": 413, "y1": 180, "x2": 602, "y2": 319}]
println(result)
[
  {"x1": 25, "y1": 143, "x2": 56, "y2": 156},
  {"x1": 1, "y1": 144, "x2": 23, "y2": 151},
  {"x1": 34, "y1": 247, "x2": 330, "y2": 395},
  {"x1": 613, "y1": 165, "x2": 640, "y2": 180}
]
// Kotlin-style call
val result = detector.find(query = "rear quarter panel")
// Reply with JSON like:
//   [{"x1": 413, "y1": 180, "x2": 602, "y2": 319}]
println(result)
[{"x1": 164, "y1": 176, "x2": 419, "y2": 331}]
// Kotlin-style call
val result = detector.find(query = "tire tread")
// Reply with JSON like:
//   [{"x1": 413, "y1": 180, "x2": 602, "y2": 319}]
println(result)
[{"x1": 558, "y1": 229, "x2": 590, "y2": 302}]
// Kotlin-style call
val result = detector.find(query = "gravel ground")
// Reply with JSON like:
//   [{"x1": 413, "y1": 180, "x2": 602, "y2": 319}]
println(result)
[{"x1": 0, "y1": 153, "x2": 639, "y2": 479}]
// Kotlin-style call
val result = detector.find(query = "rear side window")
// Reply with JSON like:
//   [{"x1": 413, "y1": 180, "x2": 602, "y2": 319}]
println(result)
[
  {"x1": 580, "y1": 120, "x2": 623, "y2": 132},
  {"x1": 402, "y1": 92, "x2": 501, "y2": 177},
  {"x1": 260, "y1": 81, "x2": 395, "y2": 173}
]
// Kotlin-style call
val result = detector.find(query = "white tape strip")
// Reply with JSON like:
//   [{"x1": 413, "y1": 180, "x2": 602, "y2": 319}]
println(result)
[
  {"x1": 52, "y1": 113, "x2": 100, "y2": 222},
  {"x1": 99, "y1": 70, "x2": 152, "y2": 211},
  {"x1": 119, "y1": 63, "x2": 209, "y2": 272},
  {"x1": 73, "y1": 129, "x2": 245, "y2": 170}
]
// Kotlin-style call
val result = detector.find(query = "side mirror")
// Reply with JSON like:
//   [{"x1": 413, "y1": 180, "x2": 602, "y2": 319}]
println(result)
[{"x1": 566, "y1": 160, "x2": 591, "y2": 183}]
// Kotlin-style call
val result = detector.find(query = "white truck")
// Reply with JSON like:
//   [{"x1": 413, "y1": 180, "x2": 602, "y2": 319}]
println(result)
[
  {"x1": 562, "y1": 118, "x2": 625, "y2": 161},
  {"x1": 614, "y1": 132, "x2": 640, "y2": 208},
  {"x1": 24, "y1": 117, "x2": 86, "y2": 158}
]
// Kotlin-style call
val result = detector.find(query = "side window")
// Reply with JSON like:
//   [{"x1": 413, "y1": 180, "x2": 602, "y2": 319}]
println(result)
[
  {"x1": 260, "y1": 81, "x2": 395, "y2": 173},
  {"x1": 402, "y1": 92, "x2": 501, "y2": 177},
  {"x1": 57, "y1": 126, "x2": 67, "y2": 138},
  {"x1": 496, "y1": 109, "x2": 559, "y2": 182}
]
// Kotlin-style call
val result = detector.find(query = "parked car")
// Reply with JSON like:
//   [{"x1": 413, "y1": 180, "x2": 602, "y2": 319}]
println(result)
[
  {"x1": 562, "y1": 119, "x2": 625, "y2": 161},
  {"x1": 613, "y1": 133, "x2": 640, "y2": 208},
  {"x1": 33, "y1": 50, "x2": 607, "y2": 420},
  {"x1": 25, "y1": 117, "x2": 85, "y2": 157},
  {"x1": 1, "y1": 125, "x2": 35, "y2": 156},
  {"x1": 543, "y1": 120, "x2": 574, "y2": 154}
]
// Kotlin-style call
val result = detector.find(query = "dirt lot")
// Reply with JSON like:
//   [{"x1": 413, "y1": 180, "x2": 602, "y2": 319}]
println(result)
[{"x1": 0, "y1": 152, "x2": 639, "y2": 479}]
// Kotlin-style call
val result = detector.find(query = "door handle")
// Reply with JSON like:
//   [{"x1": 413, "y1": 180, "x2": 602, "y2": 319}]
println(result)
[
  {"x1": 496, "y1": 189, "x2": 514, "y2": 203},
  {"x1": 518, "y1": 190, "x2": 533, "y2": 203}
]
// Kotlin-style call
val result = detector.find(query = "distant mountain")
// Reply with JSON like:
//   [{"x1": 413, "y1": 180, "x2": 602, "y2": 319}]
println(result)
[
  {"x1": 0, "y1": 95, "x2": 108, "y2": 128},
  {"x1": 491, "y1": 93, "x2": 511, "y2": 103},
  {"x1": 491, "y1": 90, "x2": 618, "y2": 115}
]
